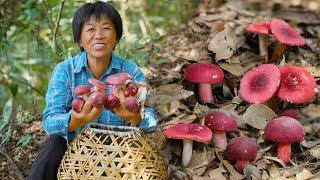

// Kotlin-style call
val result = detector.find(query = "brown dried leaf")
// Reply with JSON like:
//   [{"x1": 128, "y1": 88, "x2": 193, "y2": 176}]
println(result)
[
  {"x1": 264, "y1": 156, "x2": 286, "y2": 167},
  {"x1": 156, "y1": 100, "x2": 180, "y2": 117},
  {"x1": 208, "y1": 26, "x2": 245, "y2": 61},
  {"x1": 295, "y1": 169, "x2": 314, "y2": 180},
  {"x1": 218, "y1": 61, "x2": 260, "y2": 77},
  {"x1": 243, "y1": 164, "x2": 262, "y2": 180},
  {"x1": 208, "y1": 164, "x2": 227, "y2": 180},
  {"x1": 149, "y1": 128, "x2": 167, "y2": 150},
  {"x1": 243, "y1": 104, "x2": 277, "y2": 130},
  {"x1": 308, "y1": 145, "x2": 320, "y2": 159},
  {"x1": 160, "y1": 114, "x2": 198, "y2": 127}
]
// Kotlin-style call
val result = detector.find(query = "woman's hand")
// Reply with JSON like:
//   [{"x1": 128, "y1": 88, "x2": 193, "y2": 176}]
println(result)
[{"x1": 69, "y1": 100, "x2": 103, "y2": 132}]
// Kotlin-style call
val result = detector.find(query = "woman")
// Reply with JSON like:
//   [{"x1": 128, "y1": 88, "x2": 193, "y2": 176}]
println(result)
[{"x1": 28, "y1": 1, "x2": 157, "y2": 179}]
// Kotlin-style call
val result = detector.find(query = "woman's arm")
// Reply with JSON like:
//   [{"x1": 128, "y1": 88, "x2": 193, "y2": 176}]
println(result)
[{"x1": 42, "y1": 63, "x2": 74, "y2": 143}]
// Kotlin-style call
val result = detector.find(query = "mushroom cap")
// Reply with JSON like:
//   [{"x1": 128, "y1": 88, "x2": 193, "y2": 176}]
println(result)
[
  {"x1": 185, "y1": 63, "x2": 224, "y2": 84},
  {"x1": 240, "y1": 64, "x2": 281, "y2": 104},
  {"x1": 226, "y1": 137, "x2": 258, "y2": 162},
  {"x1": 205, "y1": 110, "x2": 237, "y2": 132},
  {"x1": 106, "y1": 73, "x2": 132, "y2": 85},
  {"x1": 244, "y1": 21, "x2": 271, "y2": 35},
  {"x1": 264, "y1": 116, "x2": 305, "y2": 143},
  {"x1": 162, "y1": 123, "x2": 212, "y2": 143},
  {"x1": 270, "y1": 18, "x2": 306, "y2": 46},
  {"x1": 88, "y1": 78, "x2": 107, "y2": 90},
  {"x1": 74, "y1": 85, "x2": 92, "y2": 96},
  {"x1": 277, "y1": 65, "x2": 317, "y2": 104}
]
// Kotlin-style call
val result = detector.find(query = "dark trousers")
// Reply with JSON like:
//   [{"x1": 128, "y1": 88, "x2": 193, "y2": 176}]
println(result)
[{"x1": 27, "y1": 135, "x2": 67, "y2": 180}]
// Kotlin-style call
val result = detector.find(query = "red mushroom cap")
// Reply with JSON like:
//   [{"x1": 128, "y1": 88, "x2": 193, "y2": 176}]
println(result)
[
  {"x1": 72, "y1": 98, "x2": 85, "y2": 113},
  {"x1": 185, "y1": 63, "x2": 224, "y2": 84},
  {"x1": 89, "y1": 92, "x2": 106, "y2": 108},
  {"x1": 74, "y1": 85, "x2": 91, "y2": 97},
  {"x1": 244, "y1": 21, "x2": 271, "y2": 35},
  {"x1": 162, "y1": 123, "x2": 212, "y2": 143},
  {"x1": 205, "y1": 110, "x2": 237, "y2": 132},
  {"x1": 270, "y1": 18, "x2": 306, "y2": 46},
  {"x1": 226, "y1": 137, "x2": 258, "y2": 162},
  {"x1": 89, "y1": 78, "x2": 107, "y2": 90},
  {"x1": 277, "y1": 65, "x2": 317, "y2": 104},
  {"x1": 106, "y1": 73, "x2": 132, "y2": 85},
  {"x1": 240, "y1": 64, "x2": 281, "y2": 104},
  {"x1": 264, "y1": 116, "x2": 305, "y2": 143}
]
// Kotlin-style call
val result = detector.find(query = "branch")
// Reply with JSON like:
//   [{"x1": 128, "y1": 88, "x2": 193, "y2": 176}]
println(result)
[
  {"x1": 0, "y1": 146, "x2": 25, "y2": 180},
  {"x1": 53, "y1": 0, "x2": 65, "y2": 54},
  {"x1": 0, "y1": 70, "x2": 44, "y2": 96}
]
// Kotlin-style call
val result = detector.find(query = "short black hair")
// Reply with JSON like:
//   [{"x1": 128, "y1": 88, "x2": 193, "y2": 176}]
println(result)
[{"x1": 72, "y1": 1, "x2": 123, "y2": 51}]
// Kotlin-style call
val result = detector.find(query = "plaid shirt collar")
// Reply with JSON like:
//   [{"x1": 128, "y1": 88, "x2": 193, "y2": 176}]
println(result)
[{"x1": 73, "y1": 51, "x2": 122, "y2": 74}]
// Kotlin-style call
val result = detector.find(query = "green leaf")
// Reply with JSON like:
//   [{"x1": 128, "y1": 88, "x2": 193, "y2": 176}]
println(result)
[
  {"x1": 0, "y1": 98, "x2": 13, "y2": 131},
  {"x1": 16, "y1": 134, "x2": 32, "y2": 146}
]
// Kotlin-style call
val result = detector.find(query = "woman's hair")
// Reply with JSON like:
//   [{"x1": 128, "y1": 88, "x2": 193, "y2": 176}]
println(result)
[{"x1": 72, "y1": 1, "x2": 123, "y2": 51}]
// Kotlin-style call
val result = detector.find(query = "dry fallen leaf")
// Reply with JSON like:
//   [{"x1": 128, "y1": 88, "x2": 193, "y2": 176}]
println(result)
[
  {"x1": 208, "y1": 25, "x2": 245, "y2": 61},
  {"x1": 243, "y1": 104, "x2": 277, "y2": 130},
  {"x1": 208, "y1": 163, "x2": 227, "y2": 180}
]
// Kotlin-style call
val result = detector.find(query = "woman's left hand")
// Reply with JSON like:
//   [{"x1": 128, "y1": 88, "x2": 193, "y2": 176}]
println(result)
[{"x1": 139, "y1": 108, "x2": 158, "y2": 134}]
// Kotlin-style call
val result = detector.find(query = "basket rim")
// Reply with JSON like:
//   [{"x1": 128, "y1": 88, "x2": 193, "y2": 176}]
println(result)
[{"x1": 88, "y1": 123, "x2": 142, "y2": 134}]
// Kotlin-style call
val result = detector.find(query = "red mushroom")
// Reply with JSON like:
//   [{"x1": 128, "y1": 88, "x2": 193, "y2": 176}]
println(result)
[
  {"x1": 244, "y1": 21, "x2": 271, "y2": 59},
  {"x1": 104, "y1": 94, "x2": 120, "y2": 110},
  {"x1": 89, "y1": 78, "x2": 107, "y2": 93},
  {"x1": 240, "y1": 64, "x2": 281, "y2": 104},
  {"x1": 205, "y1": 110, "x2": 237, "y2": 149},
  {"x1": 226, "y1": 137, "x2": 258, "y2": 172},
  {"x1": 89, "y1": 91, "x2": 106, "y2": 108},
  {"x1": 270, "y1": 18, "x2": 306, "y2": 63},
  {"x1": 264, "y1": 116, "x2": 305, "y2": 163},
  {"x1": 105, "y1": 73, "x2": 132, "y2": 85},
  {"x1": 185, "y1": 63, "x2": 224, "y2": 104},
  {"x1": 277, "y1": 65, "x2": 317, "y2": 104},
  {"x1": 72, "y1": 98, "x2": 85, "y2": 113},
  {"x1": 74, "y1": 85, "x2": 91, "y2": 101},
  {"x1": 162, "y1": 123, "x2": 212, "y2": 166}
]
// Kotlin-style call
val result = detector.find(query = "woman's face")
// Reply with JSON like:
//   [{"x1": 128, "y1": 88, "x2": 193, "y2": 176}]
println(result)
[{"x1": 80, "y1": 15, "x2": 117, "y2": 61}]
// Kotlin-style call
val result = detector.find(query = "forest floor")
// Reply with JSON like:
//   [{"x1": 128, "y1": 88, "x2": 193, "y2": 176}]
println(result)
[{"x1": 1, "y1": 0, "x2": 320, "y2": 179}]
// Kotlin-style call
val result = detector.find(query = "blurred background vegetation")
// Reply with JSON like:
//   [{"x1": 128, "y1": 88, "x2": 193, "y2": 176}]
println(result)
[{"x1": 0, "y1": 0, "x2": 201, "y2": 143}]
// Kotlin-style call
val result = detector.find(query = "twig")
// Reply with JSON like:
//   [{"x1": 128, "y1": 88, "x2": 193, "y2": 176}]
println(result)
[
  {"x1": 0, "y1": 146, "x2": 25, "y2": 180},
  {"x1": 53, "y1": 0, "x2": 65, "y2": 54}
]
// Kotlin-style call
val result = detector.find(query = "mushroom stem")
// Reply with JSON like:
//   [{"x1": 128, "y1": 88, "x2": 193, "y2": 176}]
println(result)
[
  {"x1": 271, "y1": 43, "x2": 286, "y2": 64},
  {"x1": 199, "y1": 83, "x2": 214, "y2": 104},
  {"x1": 236, "y1": 159, "x2": 250, "y2": 172},
  {"x1": 277, "y1": 143, "x2": 291, "y2": 163},
  {"x1": 182, "y1": 139, "x2": 193, "y2": 166},
  {"x1": 259, "y1": 34, "x2": 268, "y2": 62},
  {"x1": 213, "y1": 130, "x2": 227, "y2": 149}
]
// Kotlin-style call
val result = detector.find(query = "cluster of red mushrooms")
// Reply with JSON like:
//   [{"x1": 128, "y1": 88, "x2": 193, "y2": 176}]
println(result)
[
  {"x1": 72, "y1": 73, "x2": 148, "y2": 125},
  {"x1": 162, "y1": 18, "x2": 318, "y2": 173}
]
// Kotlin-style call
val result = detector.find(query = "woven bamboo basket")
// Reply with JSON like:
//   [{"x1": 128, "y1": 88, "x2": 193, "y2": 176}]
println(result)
[{"x1": 57, "y1": 124, "x2": 167, "y2": 180}]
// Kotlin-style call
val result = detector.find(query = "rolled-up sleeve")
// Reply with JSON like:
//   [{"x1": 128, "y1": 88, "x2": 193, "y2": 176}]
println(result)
[{"x1": 42, "y1": 63, "x2": 75, "y2": 143}]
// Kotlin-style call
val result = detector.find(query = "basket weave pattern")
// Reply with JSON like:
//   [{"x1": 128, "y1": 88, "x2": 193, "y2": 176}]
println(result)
[{"x1": 57, "y1": 124, "x2": 167, "y2": 179}]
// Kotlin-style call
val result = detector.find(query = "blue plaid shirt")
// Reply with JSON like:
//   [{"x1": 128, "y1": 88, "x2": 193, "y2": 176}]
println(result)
[{"x1": 43, "y1": 51, "x2": 146, "y2": 144}]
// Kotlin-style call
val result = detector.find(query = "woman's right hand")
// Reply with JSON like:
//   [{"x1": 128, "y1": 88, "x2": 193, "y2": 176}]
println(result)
[{"x1": 69, "y1": 100, "x2": 103, "y2": 132}]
